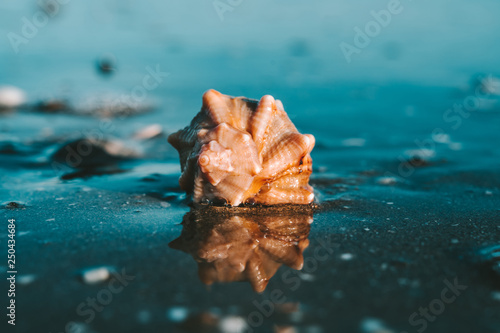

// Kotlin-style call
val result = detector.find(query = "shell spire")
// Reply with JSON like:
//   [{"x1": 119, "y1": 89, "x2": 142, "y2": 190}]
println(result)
[{"x1": 168, "y1": 89, "x2": 315, "y2": 206}]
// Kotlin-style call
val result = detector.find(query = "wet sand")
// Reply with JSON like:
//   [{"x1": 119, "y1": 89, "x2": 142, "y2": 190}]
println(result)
[
  {"x1": 1, "y1": 80, "x2": 500, "y2": 333},
  {"x1": 2, "y1": 128, "x2": 499, "y2": 332},
  {"x1": 1, "y1": 1, "x2": 500, "y2": 332}
]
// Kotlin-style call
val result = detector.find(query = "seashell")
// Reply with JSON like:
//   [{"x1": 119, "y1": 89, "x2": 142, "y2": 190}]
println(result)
[{"x1": 168, "y1": 89, "x2": 315, "y2": 206}]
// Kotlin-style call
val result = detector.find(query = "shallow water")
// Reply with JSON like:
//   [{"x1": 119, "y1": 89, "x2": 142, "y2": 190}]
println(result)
[{"x1": 1, "y1": 1, "x2": 500, "y2": 332}]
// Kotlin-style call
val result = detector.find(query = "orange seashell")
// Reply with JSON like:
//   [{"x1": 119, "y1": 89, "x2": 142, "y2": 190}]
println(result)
[{"x1": 168, "y1": 89, "x2": 315, "y2": 206}]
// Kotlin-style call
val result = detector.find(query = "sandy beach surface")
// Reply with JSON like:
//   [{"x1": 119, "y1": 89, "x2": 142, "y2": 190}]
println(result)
[{"x1": 1, "y1": 1, "x2": 500, "y2": 332}]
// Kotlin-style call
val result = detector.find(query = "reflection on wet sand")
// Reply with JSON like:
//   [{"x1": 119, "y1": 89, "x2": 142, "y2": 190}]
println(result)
[{"x1": 169, "y1": 206, "x2": 313, "y2": 292}]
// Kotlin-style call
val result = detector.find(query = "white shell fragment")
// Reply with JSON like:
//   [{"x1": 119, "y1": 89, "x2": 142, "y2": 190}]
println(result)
[
  {"x1": 0, "y1": 85, "x2": 26, "y2": 109},
  {"x1": 81, "y1": 266, "x2": 111, "y2": 284}
]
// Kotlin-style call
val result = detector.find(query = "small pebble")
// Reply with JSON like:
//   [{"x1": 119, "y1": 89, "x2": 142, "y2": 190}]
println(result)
[
  {"x1": 377, "y1": 177, "x2": 397, "y2": 185},
  {"x1": 219, "y1": 315, "x2": 247, "y2": 333},
  {"x1": 297, "y1": 272, "x2": 315, "y2": 281},
  {"x1": 39, "y1": 0, "x2": 59, "y2": 15},
  {"x1": 340, "y1": 253, "x2": 354, "y2": 261},
  {"x1": 0, "y1": 85, "x2": 26, "y2": 109},
  {"x1": 481, "y1": 75, "x2": 500, "y2": 95},
  {"x1": 4, "y1": 202, "x2": 26, "y2": 209},
  {"x1": 432, "y1": 133, "x2": 451, "y2": 144},
  {"x1": 166, "y1": 306, "x2": 188, "y2": 322},
  {"x1": 81, "y1": 266, "x2": 111, "y2": 284},
  {"x1": 133, "y1": 124, "x2": 163, "y2": 140},
  {"x1": 52, "y1": 138, "x2": 140, "y2": 169},
  {"x1": 405, "y1": 148, "x2": 435, "y2": 159},
  {"x1": 360, "y1": 317, "x2": 395, "y2": 333},
  {"x1": 35, "y1": 99, "x2": 69, "y2": 112},
  {"x1": 96, "y1": 54, "x2": 117, "y2": 75},
  {"x1": 17, "y1": 274, "x2": 37, "y2": 286}
]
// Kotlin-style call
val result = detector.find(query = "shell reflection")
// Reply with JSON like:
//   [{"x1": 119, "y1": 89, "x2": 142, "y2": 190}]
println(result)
[{"x1": 169, "y1": 207, "x2": 313, "y2": 292}]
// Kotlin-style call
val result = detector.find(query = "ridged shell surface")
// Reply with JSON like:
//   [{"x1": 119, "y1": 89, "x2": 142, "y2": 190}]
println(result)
[
  {"x1": 169, "y1": 208, "x2": 312, "y2": 292},
  {"x1": 168, "y1": 89, "x2": 315, "y2": 206}
]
